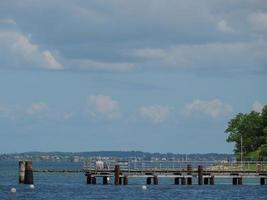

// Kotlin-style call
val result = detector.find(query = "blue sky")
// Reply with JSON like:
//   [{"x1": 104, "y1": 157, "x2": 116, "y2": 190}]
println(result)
[{"x1": 0, "y1": 0, "x2": 266, "y2": 153}]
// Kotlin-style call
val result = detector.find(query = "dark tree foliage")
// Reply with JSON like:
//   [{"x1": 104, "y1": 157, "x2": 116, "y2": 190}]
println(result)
[{"x1": 225, "y1": 105, "x2": 267, "y2": 161}]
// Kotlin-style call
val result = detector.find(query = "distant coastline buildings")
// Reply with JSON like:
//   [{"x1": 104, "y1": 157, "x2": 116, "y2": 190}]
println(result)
[{"x1": 0, "y1": 151, "x2": 235, "y2": 162}]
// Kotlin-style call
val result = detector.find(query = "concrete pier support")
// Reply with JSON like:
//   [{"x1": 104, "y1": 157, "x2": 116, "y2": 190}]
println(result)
[
  {"x1": 237, "y1": 177, "x2": 242, "y2": 185},
  {"x1": 233, "y1": 177, "x2": 237, "y2": 185},
  {"x1": 92, "y1": 177, "x2": 96, "y2": 184},
  {"x1": 123, "y1": 176, "x2": 128, "y2": 185},
  {"x1": 19, "y1": 161, "x2": 26, "y2": 184},
  {"x1": 103, "y1": 176, "x2": 108, "y2": 185},
  {"x1": 86, "y1": 173, "x2": 92, "y2": 184},
  {"x1": 114, "y1": 165, "x2": 120, "y2": 185},
  {"x1": 204, "y1": 177, "x2": 209, "y2": 185},
  {"x1": 174, "y1": 177, "x2": 180, "y2": 185},
  {"x1": 24, "y1": 161, "x2": 33, "y2": 184},
  {"x1": 210, "y1": 175, "x2": 215, "y2": 185},
  {"x1": 174, "y1": 176, "x2": 192, "y2": 185},
  {"x1": 260, "y1": 177, "x2": 265, "y2": 185},
  {"x1": 153, "y1": 176, "x2": 159, "y2": 185},
  {"x1": 198, "y1": 165, "x2": 203, "y2": 185},
  {"x1": 146, "y1": 177, "x2": 152, "y2": 185},
  {"x1": 181, "y1": 177, "x2": 186, "y2": 185},
  {"x1": 233, "y1": 177, "x2": 242, "y2": 185},
  {"x1": 187, "y1": 177, "x2": 192, "y2": 185}
]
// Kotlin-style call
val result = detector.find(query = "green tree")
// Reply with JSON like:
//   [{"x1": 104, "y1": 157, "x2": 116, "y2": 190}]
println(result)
[{"x1": 225, "y1": 105, "x2": 267, "y2": 160}]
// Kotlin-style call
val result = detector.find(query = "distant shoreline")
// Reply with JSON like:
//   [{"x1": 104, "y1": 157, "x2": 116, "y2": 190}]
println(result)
[{"x1": 0, "y1": 151, "x2": 235, "y2": 162}]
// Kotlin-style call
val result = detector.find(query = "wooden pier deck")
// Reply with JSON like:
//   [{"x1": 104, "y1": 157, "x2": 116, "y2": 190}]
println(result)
[{"x1": 84, "y1": 167, "x2": 267, "y2": 185}]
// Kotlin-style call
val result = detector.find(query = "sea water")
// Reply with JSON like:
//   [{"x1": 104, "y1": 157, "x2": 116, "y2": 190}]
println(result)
[{"x1": 0, "y1": 160, "x2": 266, "y2": 200}]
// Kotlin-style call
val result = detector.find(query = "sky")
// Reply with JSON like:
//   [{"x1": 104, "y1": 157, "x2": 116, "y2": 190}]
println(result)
[{"x1": 0, "y1": 0, "x2": 266, "y2": 154}]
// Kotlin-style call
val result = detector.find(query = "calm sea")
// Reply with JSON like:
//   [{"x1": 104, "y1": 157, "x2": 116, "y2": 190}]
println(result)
[{"x1": 0, "y1": 160, "x2": 266, "y2": 200}]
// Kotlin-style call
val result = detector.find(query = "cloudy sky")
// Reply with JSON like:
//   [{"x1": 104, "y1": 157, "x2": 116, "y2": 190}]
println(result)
[{"x1": 0, "y1": 0, "x2": 266, "y2": 153}]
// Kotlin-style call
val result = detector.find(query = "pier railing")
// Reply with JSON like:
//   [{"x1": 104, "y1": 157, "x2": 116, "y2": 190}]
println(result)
[{"x1": 83, "y1": 160, "x2": 267, "y2": 173}]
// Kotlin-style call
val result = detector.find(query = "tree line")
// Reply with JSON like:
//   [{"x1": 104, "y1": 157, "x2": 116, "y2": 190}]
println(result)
[{"x1": 226, "y1": 105, "x2": 267, "y2": 161}]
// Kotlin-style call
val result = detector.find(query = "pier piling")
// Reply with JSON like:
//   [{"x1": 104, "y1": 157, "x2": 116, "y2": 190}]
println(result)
[
  {"x1": 174, "y1": 177, "x2": 180, "y2": 185},
  {"x1": 114, "y1": 165, "x2": 120, "y2": 185},
  {"x1": 146, "y1": 177, "x2": 152, "y2": 185},
  {"x1": 187, "y1": 177, "x2": 192, "y2": 185},
  {"x1": 233, "y1": 177, "x2": 242, "y2": 185},
  {"x1": 238, "y1": 177, "x2": 242, "y2": 185},
  {"x1": 210, "y1": 175, "x2": 215, "y2": 185},
  {"x1": 187, "y1": 165, "x2": 192, "y2": 185},
  {"x1": 92, "y1": 177, "x2": 96, "y2": 184},
  {"x1": 153, "y1": 176, "x2": 159, "y2": 185},
  {"x1": 181, "y1": 177, "x2": 186, "y2": 185},
  {"x1": 24, "y1": 161, "x2": 33, "y2": 184},
  {"x1": 204, "y1": 177, "x2": 209, "y2": 185},
  {"x1": 260, "y1": 177, "x2": 265, "y2": 185},
  {"x1": 103, "y1": 176, "x2": 108, "y2": 185},
  {"x1": 86, "y1": 173, "x2": 92, "y2": 184},
  {"x1": 198, "y1": 165, "x2": 203, "y2": 185},
  {"x1": 233, "y1": 177, "x2": 237, "y2": 185},
  {"x1": 123, "y1": 176, "x2": 128, "y2": 185},
  {"x1": 19, "y1": 161, "x2": 26, "y2": 184}
]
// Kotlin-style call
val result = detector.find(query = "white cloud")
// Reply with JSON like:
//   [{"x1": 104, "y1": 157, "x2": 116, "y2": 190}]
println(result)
[
  {"x1": 0, "y1": 18, "x2": 16, "y2": 25},
  {"x1": 27, "y1": 102, "x2": 48, "y2": 114},
  {"x1": 185, "y1": 99, "x2": 232, "y2": 118},
  {"x1": 139, "y1": 105, "x2": 174, "y2": 123},
  {"x1": 87, "y1": 95, "x2": 121, "y2": 119},
  {"x1": 72, "y1": 59, "x2": 135, "y2": 72},
  {"x1": 249, "y1": 12, "x2": 267, "y2": 32},
  {"x1": 0, "y1": 2, "x2": 266, "y2": 74},
  {"x1": 217, "y1": 20, "x2": 234, "y2": 33},
  {"x1": 252, "y1": 100, "x2": 264, "y2": 112},
  {"x1": 0, "y1": 30, "x2": 63, "y2": 70},
  {"x1": 0, "y1": 102, "x2": 75, "y2": 122},
  {"x1": 129, "y1": 40, "x2": 267, "y2": 72},
  {"x1": 0, "y1": 102, "x2": 49, "y2": 119},
  {"x1": 42, "y1": 50, "x2": 63, "y2": 70}
]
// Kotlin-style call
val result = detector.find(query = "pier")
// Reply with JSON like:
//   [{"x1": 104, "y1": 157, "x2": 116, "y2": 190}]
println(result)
[
  {"x1": 29, "y1": 160, "x2": 267, "y2": 186},
  {"x1": 83, "y1": 160, "x2": 267, "y2": 185}
]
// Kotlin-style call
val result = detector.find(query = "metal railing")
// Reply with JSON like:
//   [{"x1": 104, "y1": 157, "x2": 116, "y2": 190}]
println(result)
[{"x1": 83, "y1": 159, "x2": 267, "y2": 173}]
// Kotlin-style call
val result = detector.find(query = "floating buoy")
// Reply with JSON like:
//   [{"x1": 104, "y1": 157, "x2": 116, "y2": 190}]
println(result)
[
  {"x1": 29, "y1": 184, "x2": 35, "y2": 189},
  {"x1": 10, "y1": 188, "x2": 16, "y2": 193},
  {"x1": 107, "y1": 177, "x2": 110, "y2": 181},
  {"x1": 142, "y1": 185, "x2": 147, "y2": 190}
]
